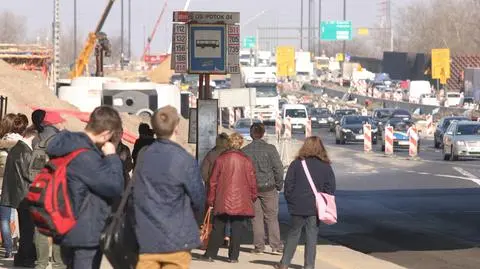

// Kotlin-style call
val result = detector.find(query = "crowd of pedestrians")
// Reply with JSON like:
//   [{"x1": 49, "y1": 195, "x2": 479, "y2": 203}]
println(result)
[{"x1": 0, "y1": 104, "x2": 336, "y2": 269}]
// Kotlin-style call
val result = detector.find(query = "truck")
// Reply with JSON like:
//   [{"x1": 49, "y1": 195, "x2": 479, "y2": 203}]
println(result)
[
  {"x1": 464, "y1": 68, "x2": 480, "y2": 102},
  {"x1": 314, "y1": 56, "x2": 330, "y2": 71},
  {"x1": 242, "y1": 66, "x2": 276, "y2": 84},
  {"x1": 408, "y1": 80, "x2": 432, "y2": 103},
  {"x1": 341, "y1": 62, "x2": 361, "y2": 87},
  {"x1": 244, "y1": 82, "x2": 280, "y2": 124},
  {"x1": 295, "y1": 51, "x2": 314, "y2": 82}
]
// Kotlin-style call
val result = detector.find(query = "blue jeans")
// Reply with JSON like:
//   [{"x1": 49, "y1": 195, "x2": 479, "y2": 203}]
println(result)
[
  {"x1": 224, "y1": 220, "x2": 231, "y2": 237},
  {"x1": 280, "y1": 215, "x2": 319, "y2": 269},
  {"x1": 0, "y1": 206, "x2": 13, "y2": 253}
]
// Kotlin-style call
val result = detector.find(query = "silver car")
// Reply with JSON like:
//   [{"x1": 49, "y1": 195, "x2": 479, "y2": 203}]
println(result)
[{"x1": 443, "y1": 120, "x2": 480, "y2": 161}]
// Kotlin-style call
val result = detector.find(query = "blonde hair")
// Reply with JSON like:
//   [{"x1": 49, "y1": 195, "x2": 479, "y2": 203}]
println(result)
[
  {"x1": 297, "y1": 136, "x2": 331, "y2": 164},
  {"x1": 151, "y1": 106, "x2": 180, "y2": 139},
  {"x1": 229, "y1": 132, "x2": 244, "y2": 150}
]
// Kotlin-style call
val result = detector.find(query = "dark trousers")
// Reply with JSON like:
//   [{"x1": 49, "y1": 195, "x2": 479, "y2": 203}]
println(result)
[
  {"x1": 35, "y1": 229, "x2": 66, "y2": 269},
  {"x1": 280, "y1": 215, "x2": 319, "y2": 269},
  {"x1": 252, "y1": 190, "x2": 282, "y2": 251},
  {"x1": 62, "y1": 246, "x2": 102, "y2": 269},
  {"x1": 15, "y1": 201, "x2": 36, "y2": 265},
  {"x1": 205, "y1": 215, "x2": 247, "y2": 261}
]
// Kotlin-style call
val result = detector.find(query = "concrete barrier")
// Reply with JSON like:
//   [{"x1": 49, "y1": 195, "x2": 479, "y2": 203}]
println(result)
[{"x1": 305, "y1": 84, "x2": 469, "y2": 116}]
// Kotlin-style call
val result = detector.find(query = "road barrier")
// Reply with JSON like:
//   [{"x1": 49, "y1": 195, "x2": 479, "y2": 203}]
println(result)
[
  {"x1": 426, "y1": 114, "x2": 433, "y2": 135},
  {"x1": 408, "y1": 126, "x2": 419, "y2": 158},
  {"x1": 361, "y1": 107, "x2": 368, "y2": 116},
  {"x1": 305, "y1": 119, "x2": 312, "y2": 138},
  {"x1": 363, "y1": 123, "x2": 372, "y2": 153},
  {"x1": 235, "y1": 108, "x2": 241, "y2": 122},
  {"x1": 229, "y1": 107, "x2": 235, "y2": 127},
  {"x1": 284, "y1": 116, "x2": 292, "y2": 139},
  {"x1": 385, "y1": 126, "x2": 394, "y2": 155},
  {"x1": 275, "y1": 113, "x2": 282, "y2": 138},
  {"x1": 258, "y1": 113, "x2": 264, "y2": 123}
]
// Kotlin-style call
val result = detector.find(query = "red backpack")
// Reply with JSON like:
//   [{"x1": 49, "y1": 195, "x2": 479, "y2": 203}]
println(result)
[{"x1": 26, "y1": 148, "x2": 87, "y2": 237}]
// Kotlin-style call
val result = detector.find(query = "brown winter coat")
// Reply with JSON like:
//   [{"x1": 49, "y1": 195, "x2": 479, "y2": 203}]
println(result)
[
  {"x1": 201, "y1": 147, "x2": 226, "y2": 184},
  {"x1": 207, "y1": 150, "x2": 257, "y2": 217}
]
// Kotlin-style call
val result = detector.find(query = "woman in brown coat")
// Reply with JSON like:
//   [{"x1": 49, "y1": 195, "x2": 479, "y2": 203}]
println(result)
[{"x1": 201, "y1": 133, "x2": 257, "y2": 263}]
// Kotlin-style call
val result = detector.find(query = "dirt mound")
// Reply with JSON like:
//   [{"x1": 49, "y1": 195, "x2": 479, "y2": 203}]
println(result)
[{"x1": 149, "y1": 55, "x2": 174, "y2": 83}]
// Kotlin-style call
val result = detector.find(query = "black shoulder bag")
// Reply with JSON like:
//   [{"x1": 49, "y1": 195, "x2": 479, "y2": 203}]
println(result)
[{"x1": 100, "y1": 149, "x2": 147, "y2": 269}]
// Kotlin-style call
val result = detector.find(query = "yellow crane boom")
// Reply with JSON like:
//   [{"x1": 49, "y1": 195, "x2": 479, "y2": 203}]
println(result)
[{"x1": 69, "y1": 0, "x2": 116, "y2": 79}]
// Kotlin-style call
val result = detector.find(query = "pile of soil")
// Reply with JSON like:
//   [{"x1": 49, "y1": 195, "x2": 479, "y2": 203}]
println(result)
[
  {"x1": 0, "y1": 60, "x2": 195, "y2": 154},
  {"x1": 149, "y1": 55, "x2": 174, "y2": 84}
]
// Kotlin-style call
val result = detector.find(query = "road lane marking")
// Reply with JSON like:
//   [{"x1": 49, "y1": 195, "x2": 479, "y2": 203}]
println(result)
[
  {"x1": 417, "y1": 172, "x2": 431, "y2": 175},
  {"x1": 432, "y1": 173, "x2": 480, "y2": 185},
  {"x1": 453, "y1": 166, "x2": 479, "y2": 180}
]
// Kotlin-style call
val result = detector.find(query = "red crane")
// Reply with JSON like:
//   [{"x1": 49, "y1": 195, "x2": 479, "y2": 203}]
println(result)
[{"x1": 142, "y1": 0, "x2": 168, "y2": 63}]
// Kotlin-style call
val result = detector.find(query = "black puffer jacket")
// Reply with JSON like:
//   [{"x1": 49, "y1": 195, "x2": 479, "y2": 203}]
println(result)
[
  {"x1": 284, "y1": 158, "x2": 336, "y2": 216},
  {"x1": 0, "y1": 140, "x2": 33, "y2": 208}
]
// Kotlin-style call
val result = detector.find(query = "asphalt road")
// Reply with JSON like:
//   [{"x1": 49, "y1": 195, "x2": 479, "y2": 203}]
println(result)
[{"x1": 268, "y1": 126, "x2": 480, "y2": 269}]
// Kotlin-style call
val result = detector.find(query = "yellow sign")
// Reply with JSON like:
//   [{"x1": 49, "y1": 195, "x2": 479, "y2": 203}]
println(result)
[
  {"x1": 336, "y1": 53, "x2": 344, "y2": 62},
  {"x1": 431, "y1": 48, "x2": 450, "y2": 79},
  {"x1": 276, "y1": 46, "x2": 296, "y2": 77},
  {"x1": 358, "y1": 28, "x2": 369, "y2": 36}
]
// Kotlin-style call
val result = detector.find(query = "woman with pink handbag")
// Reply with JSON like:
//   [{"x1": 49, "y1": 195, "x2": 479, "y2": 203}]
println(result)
[{"x1": 274, "y1": 136, "x2": 337, "y2": 269}]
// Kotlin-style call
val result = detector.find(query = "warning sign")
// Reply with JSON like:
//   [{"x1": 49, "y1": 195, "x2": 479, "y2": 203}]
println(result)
[{"x1": 431, "y1": 48, "x2": 450, "y2": 79}]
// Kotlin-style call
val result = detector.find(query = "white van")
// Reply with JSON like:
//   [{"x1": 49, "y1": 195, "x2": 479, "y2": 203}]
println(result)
[
  {"x1": 445, "y1": 92, "x2": 462, "y2": 107},
  {"x1": 408, "y1": 80, "x2": 431, "y2": 103},
  {"x1": 282, "y1": 104, "x2": 309, "y2": 131}
]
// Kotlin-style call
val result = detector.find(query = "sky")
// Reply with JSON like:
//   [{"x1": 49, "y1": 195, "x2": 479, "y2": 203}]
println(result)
[{"x1": 2, "y1": 0, "x2": 412, "y2": 58}]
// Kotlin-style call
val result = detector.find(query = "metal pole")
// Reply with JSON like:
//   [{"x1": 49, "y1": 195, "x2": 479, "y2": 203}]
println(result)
[
  {"x1": 342, "y1": 0, "x2": 346, "y2": 58},
  {"x1": 128, "y1": 0, "x2": 132, "y2": 59},
  {"x1": 308, "y1": 0, "x2": 311, "y2": 53},
  {"x1": 300, "y1": 0, "x2": 304, "y2": 50},
  {"x1": 255, "y1": 28, "x2": 259, "y2": 66},
  {"x1": 318, "y1": 0, "x2": 322, "y2": 56},
  {"x1": 121, "y1": 0, "x2": 124, "y2": 70},
  {"x1": 53, "y1": 0, "x2": 60, "y2": 92},
  {"x1": 74, "y1": 0, "x2": 77, "y2": 65}
]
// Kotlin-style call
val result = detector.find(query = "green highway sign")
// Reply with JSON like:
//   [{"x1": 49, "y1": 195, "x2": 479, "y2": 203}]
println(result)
[
  {"x1": 242, "y1": 36, "x2": 256, "y2": 48},
  {"x1": 321, "y1": 21, "x2": 352, "y2": 41}
]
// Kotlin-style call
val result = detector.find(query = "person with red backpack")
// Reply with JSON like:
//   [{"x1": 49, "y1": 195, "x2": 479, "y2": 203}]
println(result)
[{"x1": 30, "y1": 106, "x2": 124, "y2": 269}]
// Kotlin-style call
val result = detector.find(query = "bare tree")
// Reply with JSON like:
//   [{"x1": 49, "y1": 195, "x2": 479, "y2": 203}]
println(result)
[{"x1": 0, "y1": 11, "x2": 27, "y2": 43}]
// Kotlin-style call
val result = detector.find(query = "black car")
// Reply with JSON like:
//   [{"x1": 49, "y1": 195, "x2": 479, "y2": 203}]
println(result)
[
  {"x1": 309, "y1": 108, "x2": 331, "y2": 127},
  {"x1": 328, "y1": 109, "x2": 357, "y2": 132},
  {"x1": 390, "y1": 109, "x2": 412, "y2": 120},
  {"x1": 335, "y1": 115, "x2": 378, "y2": 144},
  {"x1": 434, "y1": 116, "x2": 470, "y2": 148},
  {"x1": 372, "y1": 108, "x2": 395, "y2": 126}
]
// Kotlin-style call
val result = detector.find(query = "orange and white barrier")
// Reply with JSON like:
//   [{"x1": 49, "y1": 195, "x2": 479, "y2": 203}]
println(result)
[
  {"x1": 361, "y1": 107, "x2": 368, "y2": 116},
  {"x1": 426, "y1": 114, "x2": 433, "y2": 135},
  {"x1": 384, "y1": 126, "x2": 394, "y2": 155},
  {"x1": 408, "y1": 126, "x2": 419, "y2": 157},
  {"x1": 275, "y1": 113, "x2": 282, "y2": 137},
  {"x1": 305, "y1": 119, "x2": 312, "y2": 138},
  {"x1": 363, "y1": 123, "x2": 372, "y2": 153},
  {"x1": 284, "y1": 117, "x2": 292, "y2": 139},
  {"x1": 258, "y1": 113, "x2": 264, "y2": 123},
  {"x1": 189, "y1": 94, "x2": 197, "y2": 108},
  {"x1": 235, "y1": 108, "x2": 241, "y2": 122},
  {"x1": 229, "y1": 107, "x2": 235, "y2": 127}
]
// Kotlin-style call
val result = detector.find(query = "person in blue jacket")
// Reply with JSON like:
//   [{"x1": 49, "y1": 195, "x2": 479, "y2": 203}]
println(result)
[
  {"x1": 134, "y1": 105, "x2": 205, "y2": 269},
  {"x1": 46, "y1": 106, "x2": 124, "y2": 269}
]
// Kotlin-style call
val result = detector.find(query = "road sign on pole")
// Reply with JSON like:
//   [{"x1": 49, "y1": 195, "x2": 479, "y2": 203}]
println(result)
[
  {"x1": 320, "y1": 21, "x2": 352, "y2": 41},
  {"x1": 242, "y1": 36, "x2": 256, "y2": 49},
  {"x1": 276, "y1": 46, "x2": 295, "y2": 77},
  {"x1": 431, "y1": 48, "x2": 450, "y2": 80}
]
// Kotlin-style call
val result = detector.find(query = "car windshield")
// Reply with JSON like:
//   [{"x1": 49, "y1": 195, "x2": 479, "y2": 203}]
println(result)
[
  {"x1": 456, "y1": 124, "x2": 480, "y2": 135},
  {"x1": 391, "y1": 121, "x2": 413, "y2": 132},
  {"x1": 251, "y1": 85, "x2": 277, "y2": 97},
  {"x1": 286, "y1": 109, "x2": 307, "y2": 118},
  {"x1": 375, "y1": 110, "x2": 393, "y2": 119},
  {"x1": 443, "y1": 118, "x2": 467, "y2": 128},
  {"x1": 311, "y1": 109, "x2": 329, "y2": 115},
  {"x1": 345, "y1": 116, "x2": 370, "y2": 125},
  {"x1": 235, "y1": 120, "x2": 259, "y2": 129},
  {"x1": 336, "y1": 110, "x2": 355, "y2": 116}
]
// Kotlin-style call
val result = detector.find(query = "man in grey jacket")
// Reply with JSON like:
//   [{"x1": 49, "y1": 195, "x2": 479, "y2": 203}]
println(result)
[{"x1": 242, "y1": 122, "x2": 284, "y2": 255}]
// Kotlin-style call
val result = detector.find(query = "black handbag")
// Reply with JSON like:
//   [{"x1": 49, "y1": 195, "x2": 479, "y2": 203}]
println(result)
[{"x1": 100, "y1": 150, "x2": 145, "y2": 269}]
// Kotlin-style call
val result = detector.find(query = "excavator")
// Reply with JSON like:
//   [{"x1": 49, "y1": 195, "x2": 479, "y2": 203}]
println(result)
[{"x1": 69, "y1": 0, "x2": 116, "y2": 79}]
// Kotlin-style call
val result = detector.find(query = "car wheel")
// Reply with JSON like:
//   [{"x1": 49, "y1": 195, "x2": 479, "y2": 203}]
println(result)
[
  {"x1": 340, "y1": 138, "x2": 346, "y2": 145},
  {"x1": 449, "y1": 146, "x2": 458, "y2": 161},
  {"x1": 434, "y1": 137, "x2": 440, "y2": 149},
  {"x1": 381, "y1": 144, "x2": 385, "y2": 152},
  {"x1": 442, "y1": 146, "x2": 450, "y2": 160},
  {"x1": 335, "y1": 138, "x2": 340, "y2": 144}
]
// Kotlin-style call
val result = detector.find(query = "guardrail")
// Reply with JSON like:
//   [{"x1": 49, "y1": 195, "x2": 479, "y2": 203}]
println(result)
[{"x1": 304, "y1": 84, "x2": 470, "y2": 116}]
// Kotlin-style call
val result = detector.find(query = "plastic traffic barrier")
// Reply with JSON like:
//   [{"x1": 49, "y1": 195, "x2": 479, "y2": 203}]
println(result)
[
  {"x1": 229, "y1": 107, "x2": 235, "y2": 127},
  {"x1": 275, "y1": 113, "x2": 282, "y2": 137},
  {"x1": 408, "y1": 126, "x2": 419, "y2": 157},
  {"x1": 305, "y1": 119, "x2": 312, "y2": 138},
  {"x1": 284, "y1": 116, "x2": 292, "y2": 139},
  {"x1": 384, "y1": 126, "x2": 394, "y2": 155},
  {"x1": 426, "y1": 114, "x2": 433, "y2": 135},
  {"x1": 363, "y1": 123, "x2": 372, "y2": 153}
]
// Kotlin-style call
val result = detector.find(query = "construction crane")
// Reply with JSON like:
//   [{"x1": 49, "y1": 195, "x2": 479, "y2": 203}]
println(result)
[
  {"x1": 142, "y1": 0, "x2": 168, "y2": 63},
  {"x1": 69, "y1": 0, "x2": 116, "y2": 79}
]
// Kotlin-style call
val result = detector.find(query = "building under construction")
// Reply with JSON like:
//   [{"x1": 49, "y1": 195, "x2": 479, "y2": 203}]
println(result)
[{"x1": 0, "y1": 43, "x2": 52, "y2": 72}]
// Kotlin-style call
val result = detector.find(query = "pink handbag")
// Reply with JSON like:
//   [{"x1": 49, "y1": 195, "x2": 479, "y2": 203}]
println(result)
[{"x1": 301, "y1": 160, "x2": 337, "y2": 225}]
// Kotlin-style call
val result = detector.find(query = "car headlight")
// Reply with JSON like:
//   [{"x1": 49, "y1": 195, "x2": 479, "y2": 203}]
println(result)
[
  {"x1": 311, "y1": 117, "x2": 317, "y2": 121},
  {"x1": 328, "y1": 117, "x2": 334, "y2": 122},
  {"x1": 342, "y1": 128, "x2": 352, "y2": 132},
  {"x1": 456, "y1": 141, "x2": 466, "y2": 146}
]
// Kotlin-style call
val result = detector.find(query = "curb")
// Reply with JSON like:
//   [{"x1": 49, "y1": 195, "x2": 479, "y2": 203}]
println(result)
[{"x1": 299, "y1": 239, "x2": 408, "y2": 269}]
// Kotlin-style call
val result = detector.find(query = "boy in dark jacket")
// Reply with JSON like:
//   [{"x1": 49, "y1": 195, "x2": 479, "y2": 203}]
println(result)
[
  {"x1": 46, "y1": 106, "x2": 124, "y2": 269},
  {"x1": 134, "y1": 106, "x2": 205, "y2": 269}
]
